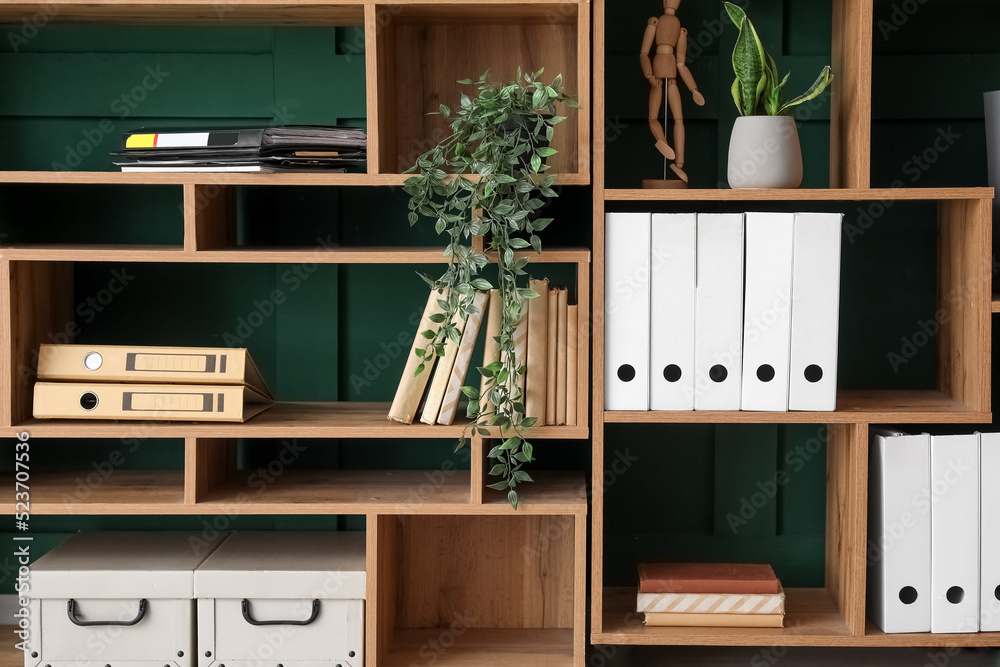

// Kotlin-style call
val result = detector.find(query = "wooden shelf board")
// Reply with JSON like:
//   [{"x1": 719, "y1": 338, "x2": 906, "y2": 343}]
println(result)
[
  {"x1": 22, "y1": 470, "x2": 586, "y2": 515},
  {"x1": 862, "y1": 622, "x2": 1000, "y2": 647},
  {"x1": 603, "y1": 390, "x2": 991, "y2": 424},
  {"x1": 597, "y1": 587, "x2": 853, "y2": 647},
  {"x1": 0, "y1": 245, "x2": 590, "y2": 265},
  {"x1": 383, "y1": 628, "x2": 574, "y2": 666},
  {"x1": 0, "y1": 628, "x2": 20, "y2": 662},
  {"x1": 604, "y1": 187, "x2": 994, "y2": 202},
  {"x1": 0, "y1": 170, "x2": 589, "y2": 187},
  {"x1": 9, "y1": 402, "x2": 590, "y2": 439},
  {"x1": 993, "y1": 294, "x2": 1000, "y2": 313},
  {"x1": 0, "y1": 2, "x2": 366, "y2": 24}
]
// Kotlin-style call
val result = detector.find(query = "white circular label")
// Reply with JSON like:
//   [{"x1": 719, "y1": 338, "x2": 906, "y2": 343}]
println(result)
[{"x1": 83, "y1": 352, "x2": 103, "y2": 371}]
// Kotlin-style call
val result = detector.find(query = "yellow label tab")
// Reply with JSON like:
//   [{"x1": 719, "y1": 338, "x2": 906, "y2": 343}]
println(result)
[{"x1": 125, "y1": 133, "x2": 156, "y2": 149}]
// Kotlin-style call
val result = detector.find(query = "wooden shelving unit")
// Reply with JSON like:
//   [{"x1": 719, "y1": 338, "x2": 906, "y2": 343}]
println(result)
[
  {"x1": 592, "y1": 0, "x2": 996, "y2": 653},
  {"x1": 0, "y1": 1, "x2": 591, "y2": 664}
]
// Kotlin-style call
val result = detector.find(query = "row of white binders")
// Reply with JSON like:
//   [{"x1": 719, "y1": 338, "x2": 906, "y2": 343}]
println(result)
[
  {"x1": 868, "y1": 430, "x2": 999, "y2": 634},
  {"x1": 605, "y1": 211, "x2": 842, "y2": 412}
]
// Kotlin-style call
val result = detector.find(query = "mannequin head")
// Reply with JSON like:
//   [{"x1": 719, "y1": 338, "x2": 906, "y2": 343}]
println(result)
[{"x1": 664, "y1": 0, "x2": 681, "y2": 14}]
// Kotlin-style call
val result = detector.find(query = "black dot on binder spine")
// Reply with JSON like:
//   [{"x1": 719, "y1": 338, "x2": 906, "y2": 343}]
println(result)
[
  {"x1": 617, "y1": 364, "x2": 636, "y2": 382},
  {"x1": 995, "y1": 585, "x2": 999, "y2": 601},
  {"x1": 756, "y1": 364, "x2": 775, "y2": 382},
  {"x1": 709, "y1": 365, "x2": 728, "y2": 383},
  {"x1": 946, "y1": 586, "x2": 965, "y2": 604},
  {"x1": 898, "y1": 586, "x2": 918, "y2": 604},
  {"x1": 79, "y1": 392, "x2": 98, "y2": 411},
  {"x1": 663, "y1": 365, "x2": 682, "y2": 383},
  {"x1": 804, "y1": 364, "x2": 824, "y2": 383}
]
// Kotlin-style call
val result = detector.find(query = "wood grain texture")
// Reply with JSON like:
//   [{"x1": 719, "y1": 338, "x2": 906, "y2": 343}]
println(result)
[
  {"x1": 0, "y1": 246, "x2": 590, "y2": 265},
  {"x1": 183, "y1": 437, "x2": 234, "y2": 504},
  {"x1": 602, "y1": 390, "x2": 992, "y2": 424},
  {"x1": 8, "y1": 401, "x2": 590, "y2": 438},
  {"x1": 364, "y1": 3, "x2": 382, "y2": 176},
  {"x1": 826, "y1": 423, "x2": 867, "y2": 636},
  {"x1": 24, "y1": 469, "x2": 586, "y2": 516},
  {"x1": 938, "y1": 198, "x2": 992, "y2": 413},
  {"x1": 0, "y1": 170, "x2": 590, "y2": 186},
  {"x1": 470, "y1": 435, "x2": 484, "y2": 505},
  {"x1": 4, "y1": 261, "x2": 74, "y2": 426},
  {"x1": 393, "y1": 514, "x2": 576, "y2": 629},
  {"x1": 830, "y1": 0, "x2": 873, "y2": 188},
  {"x1": 189, "y1": 184, "x2": 236, "y2": 251},
  {"x1": 0, "y1": 2, "x2": 366, "y2": 24},
  {"x1": 383, "y1": 628, "x2": 574, "y2": 666},
  {"x1": 373, "y1": 514, "x2": 399, "y2": 666},
  {"x1": 604, "y1": 187, "x2": 994, "y2": 201},
  {"x1": 573, "y1": 513, "x2": 587, "y2": 666}
]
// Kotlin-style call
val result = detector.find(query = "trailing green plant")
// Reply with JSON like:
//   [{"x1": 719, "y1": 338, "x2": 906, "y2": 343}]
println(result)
[
  {"x1": 402, "y1": 68, "x2": 578, "y2": 509},
  {"x1": 725, "y1": 2, "x2": 833, "y2": 116}
]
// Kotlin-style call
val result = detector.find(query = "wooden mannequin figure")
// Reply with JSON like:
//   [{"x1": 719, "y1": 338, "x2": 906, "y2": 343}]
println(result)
[{"x1": 641, "y1": 0, "x2": 706, "y2": 188}]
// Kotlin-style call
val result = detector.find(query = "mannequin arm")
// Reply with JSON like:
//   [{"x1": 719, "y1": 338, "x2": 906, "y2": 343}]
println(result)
[
  {"x1": 677, "y1": 28, "x2": 705, "y2": 105},
  {"x1": 640, "y1": 18, "x2": 657, "y2": 82}
]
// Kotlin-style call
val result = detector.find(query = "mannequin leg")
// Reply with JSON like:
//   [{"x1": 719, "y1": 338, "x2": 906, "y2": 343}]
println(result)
[
  {"x1": 667, "y1": 80, "x2": 688, "y2": 182},
  {"x1": 648, "y1": 82, "x2": 675, "y2": 160}
]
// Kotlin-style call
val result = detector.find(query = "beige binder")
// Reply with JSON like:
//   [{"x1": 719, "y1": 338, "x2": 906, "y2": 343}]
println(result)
[
  {"x1": 37, "y1": 344, "x2": 272, "y2": 398},
  {"x1": 33, "y1": 382, "x2": 272, "y2": 422}
]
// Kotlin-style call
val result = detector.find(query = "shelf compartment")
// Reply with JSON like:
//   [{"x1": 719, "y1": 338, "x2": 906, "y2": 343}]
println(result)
[
  {"x1": 597, "y1": 587, "x2": 851, "y2": 647},
  {"x1": 23, "y1": 469, "x2": 186, "y2": 514},
  {"x1": 604, "y1": 187, "x2": 994, "y2": 201},
  {"x1": 0, "y1": 171, "x2": 591, "y2": 186},
  {"x1": 372, "y1": 3, "x2": 589, "y2": 181},
  {"x1": 603, "y1": 390, "x2": 991, "y2": 424},
  {"x1": 372, "y1": 513, "x2": 586, "y2": 664},
  {"x1": 594, "y1": 422, "x2": 866, "y2": 639},
  {"x1": 9, "y1": 402, "x2": 590, "y2": 439},
  {"x1": 382, "y1": 628, "x2": 574, "y2": 667}
]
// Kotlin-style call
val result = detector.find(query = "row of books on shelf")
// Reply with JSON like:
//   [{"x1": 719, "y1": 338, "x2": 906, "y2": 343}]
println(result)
[
  {"x1": 869, "y1": 429, "x2": 999, "y2": 634},
  {"x1": 114, "y1": 125, "x2": 367, "y2": 172},
  {"x1": 32, "y1": 344, "x2": 273, "y2": 422},
  {"x1": 605, "y1": 211, "x2": 842, "y2": 413},
  {"x1": 637, "y1": 563, "x2": 785, "y2": 628},
  {"x1": 388, "y1": 281, "x2": 578, "y2": 426}
]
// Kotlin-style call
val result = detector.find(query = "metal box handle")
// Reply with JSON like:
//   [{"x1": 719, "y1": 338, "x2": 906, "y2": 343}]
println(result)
[
  {"x1": 67, "y1": 599, "x2": 147, "y2": 627},
  {"x1": 241, "y1": 598, "x2": 320, "y2": 626}
]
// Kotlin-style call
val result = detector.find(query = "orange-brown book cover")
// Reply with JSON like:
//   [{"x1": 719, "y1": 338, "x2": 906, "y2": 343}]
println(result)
[
  {"x1": 638, "y1": 563, "x2": 780, "y2": 594},
  {"x1": 642, "y1": 611, "x2": 784, "y2": 628}
]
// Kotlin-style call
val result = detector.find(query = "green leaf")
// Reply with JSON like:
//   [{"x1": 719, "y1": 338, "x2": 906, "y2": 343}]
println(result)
[
  {"x1": 522, "y1": 441, "x2": 534, "y2": 461},
  {"x1": 501, "y1": 437, "x2": 521, "y2": 451},
  {"x1": 485, "y1": 361, "x2": 503, "y2": 373},
  {"x1": 460, "y1": 386, "x2": 480, "y2": 400},
  {"x1": 513, "y1": 471, "x2": 533, "y2": 483},
  {"x1": 530, "y1": 153, "x2": 542, "y2": 173},
  {"x1": 552, "y1": 73, "x2": 563, "y2": 89},
  {"x1": 471, "y1": 278, "x2": 493, "y2": 290},
  {"x1": 414, "y1": 348, "x2": 425, "y2": 358},
  {"x1": 429, "y1": 313, "x2": 446, "y2": 324},
  {"x1": 420, "y1": 329, "x2": 435, "y2": 339},
  {"x1": 536, "y1": 147, "x2": 557, "y2": 157},
  {"x1": 414, "y1": 363, "x2": 425, "y2": 376},
  {"x1": 777, "y1": 66, "x2": 834, "y2": 115},
  {"x1": 726, "y1": 3, "x2": 767, "y2": 116},
  {"x1": 507, "y1": 489, "x2": 519, "y2": 509},
  {"x1": 457, "y1": 78, "x2": 473, "y2": 85},
  {"x1": 509, "y1": 237, "x2": 531, "y2": 249},
  {"x1": 489, "y1": 464, "x2": 506, "y2": 476},
  {"x1": 487, "y1": 481, "x2": 509, "y2": 491},
  {"x1": 439, "y1": 104, "x2": 451, "y2": 117}
]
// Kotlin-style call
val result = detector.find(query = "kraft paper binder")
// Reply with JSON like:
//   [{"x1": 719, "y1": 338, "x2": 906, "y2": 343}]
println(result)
[
  {"x1": 930, "y1": 433, "x2": 981, "y2": 633},
  {"x1": 980, "y1": 432, "x2": 1000, "y2": 631},
  {"x1": 868, "y1": 429, "x2": 932, "y2": 634},
  {"x1": 741, "y1": 212, "x2": 794, "y2": 412},
  {"x1": 650, "y1": 213, "x2": 696, "y2": 411},
  {"x1": 437, "y1": 291, "x2": 490, "y2": 426},
  {"x1": 525, "y1": 279, "x2": 549, "y2": 423},
  {"x1": 389, "y1": 289, "x2": 446, "y2": 424},
  {"x1": 694, "y1": 213, "x2": 745, "y2": 411},
  {"x1": 788, "y1": 212, "x2": 843, "y2": 411},
  {"x1": 37, "y1": 344, "x2": 272, "y2": 398},
  {"x1": 420, "y1": 305, "x2": 472, "y2": 425},
  {"x1": 605, "y1": 212, "x2": 651, "y2": 410},
  {"x1": 33, "y1": 382, "x2": 271, "y2": 422}
]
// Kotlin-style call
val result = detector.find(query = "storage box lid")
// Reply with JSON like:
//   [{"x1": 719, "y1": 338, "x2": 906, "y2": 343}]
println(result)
[
  {"x1": 31, "y1": 531, "x2": 224, "y2": 600},
  {"x1": 195, "y1": 531, "x2": 366, "y2": 600}
]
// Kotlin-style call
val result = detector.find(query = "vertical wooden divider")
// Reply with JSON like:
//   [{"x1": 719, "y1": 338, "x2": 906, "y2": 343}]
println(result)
[
  {"x1": 830, "y1": 0, "x2": 873, "y2": 188},
  {"x1": 371, "y1": 514, "x2": 399, "y2": 665},
  {"x1": 826, "y1": 422, "x2": 868, "y2": 635},
  {"x1": 182, "y1": 182, "x2": 235, "y2": 252},
  {"x1": 364, "y1": 3, "x2": 381, "y2": 176},
  {"x1": 575, "y1": 0, "x2": 592, "y2": 181},
  {"x1": 591, "y1": 0, "x2": 607, "y2": 637},
  {"x1": 938, "y1": 198, "x2": 993, "y2": 414},
  {"x1": 573, "y1": 512, "x2": 587, "y2": 667},
  {"x1": 470, "y1": 434, "x2": 484, "y2": 504},
  {"x1": 183, "y1": 437, "x2": 235, "y2": 504},
  {"x1": 575, "y1": 256, "x2": 590, "y2": 428},
  {"x1": 3, "y1": 261, "x2": 74, "y2": 426}
]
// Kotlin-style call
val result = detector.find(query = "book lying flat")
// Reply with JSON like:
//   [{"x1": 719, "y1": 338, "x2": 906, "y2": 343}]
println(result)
[
  {"x1": 637, "y1": 586, "x2": 786, "y2": 614},
  {"x1": 642, "y1": 611, "x2": 784, "y2": 628},
  {"x1": 639, "y1": 563, "x2": 780, "y2": 595}
]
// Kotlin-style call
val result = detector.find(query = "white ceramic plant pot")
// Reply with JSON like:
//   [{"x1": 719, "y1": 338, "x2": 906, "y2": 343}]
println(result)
[{"x1": 727, "y1": 115, "x2": 803, "y2": 189}]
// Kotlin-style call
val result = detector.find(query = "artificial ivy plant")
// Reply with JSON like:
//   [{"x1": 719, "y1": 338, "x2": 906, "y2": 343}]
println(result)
[
  {"x1": 725, "y1": 2, "x2": 833, "y2": 116},
  {"x1": 403, "y1": 69, "x2": 578, "y2": 509}
]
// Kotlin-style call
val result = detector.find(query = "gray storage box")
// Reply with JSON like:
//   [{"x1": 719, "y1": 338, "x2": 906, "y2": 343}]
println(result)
[
  {"x1": 195, "y1": 531, "x2": 366, "y2": 667},
  {"x1": 26, "y1": 531, "x2": 219, "y2": 667}
]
